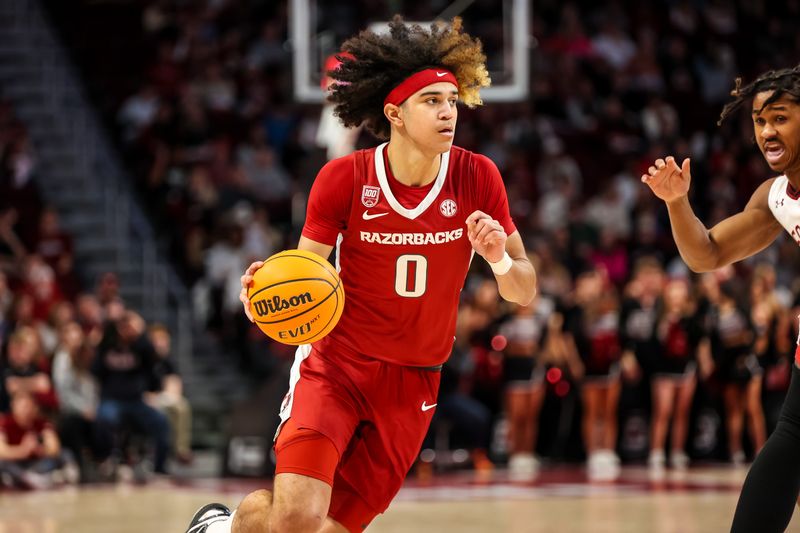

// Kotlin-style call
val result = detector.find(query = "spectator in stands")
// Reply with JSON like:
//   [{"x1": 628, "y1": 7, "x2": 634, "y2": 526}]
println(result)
[
  {"x1": 2, "y1": 326, "x2": 57, "y2": 413},
  {"x1": 146, "y1": 323, "x2": 193, "y2": 464},
  {"x1": 92, "y1": 310, "x2": 170, "y2": 475},
  {"x1": 591, "y1": 17, "x2": 636, "y2": 71},
  {"x1": 117, "y1": 84, "x2": 160, "y2": 144},
  {"x1": 95, "y1": 272, "x2": 121, "y2": 311},
  {"x1": 0, "y1": 391, "x2": 76, "y2": 489},
  {"x1": 33, "y1": 207, "x2": 77, "y2": 299},
  {"x1": 52, "y1": 321, "x2": 102, "y2": 482},
  {"x1": 0, "y1": 271, "x2": 11, "y2": 347},
  {"x1": 239, "y1": 145, "x2": 292, "y2": 204},
  {"x1": 74, "y1": 293, "x2": 104, "y2": 345},
  {"x1": 204, "y1": 220, "x2": 249, "y2": 341},
  {"x1": 536, "y1": 136, "x2": 583, "y2": 196},
  {"x1": 20, "y1": 255, "x2": 64, "y2": 324},
  {"x1": 0, "y1": 208, "x2": 26, "y2": 273}
]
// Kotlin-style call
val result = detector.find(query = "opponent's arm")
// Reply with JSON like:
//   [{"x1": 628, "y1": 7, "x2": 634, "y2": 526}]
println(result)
[
  {"x1": 466, "y1": 211, "x2": 536, "y2": 305},
  {"x1": 643, "y1": 156, "x2": 782, "y2": 272}
]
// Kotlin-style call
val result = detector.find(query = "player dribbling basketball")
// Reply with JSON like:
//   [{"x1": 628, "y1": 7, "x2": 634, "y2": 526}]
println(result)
[{"x1": 186, "y1": 16, "x2": 536, "y2": 533}]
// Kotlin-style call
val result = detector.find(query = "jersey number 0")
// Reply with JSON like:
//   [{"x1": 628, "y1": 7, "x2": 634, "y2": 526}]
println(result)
[{"x1": 395, "y1": 255, "x2": 428, "y2": 297}]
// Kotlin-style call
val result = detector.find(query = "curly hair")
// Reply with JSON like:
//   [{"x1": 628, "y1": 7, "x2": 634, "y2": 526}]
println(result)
[
  {"x1": 328, "y1": 16, "x2": 491, "y2": 139},
  {"x1": 717, "y1": 64, "x2": 800, "y2": 126}
]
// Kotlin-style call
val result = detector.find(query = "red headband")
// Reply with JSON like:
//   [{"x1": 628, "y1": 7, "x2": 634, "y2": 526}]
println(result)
[{"x1": 383, "y1": 68, "x2": 459, "y2": 107}]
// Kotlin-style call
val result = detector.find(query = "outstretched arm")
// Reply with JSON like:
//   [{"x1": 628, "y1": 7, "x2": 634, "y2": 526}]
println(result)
[{"x1": 643, "y1": 156, "x2": 782, "y2": 272}]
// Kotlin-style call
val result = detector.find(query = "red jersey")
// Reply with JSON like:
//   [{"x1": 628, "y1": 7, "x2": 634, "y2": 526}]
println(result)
[
  {"x1": 0, "y1": 414, "x2": 51, "y2": 459},
  {"x1": 302, "y1": 143, "x2": 515, "y2": 366}
]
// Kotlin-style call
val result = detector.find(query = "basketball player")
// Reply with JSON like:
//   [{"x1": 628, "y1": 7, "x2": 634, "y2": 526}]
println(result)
[
  {"x1": 641, "y1": 64, "x2": 800, "y2": 532},
  {"x1": 186, "y1": 17, "x2": 536, "y2": 533}
]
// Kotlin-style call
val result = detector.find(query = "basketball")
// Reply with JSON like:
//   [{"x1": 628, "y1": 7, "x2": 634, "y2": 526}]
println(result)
[{"x1": 248, "y1": 249, "x2": 345, "y2": 345}]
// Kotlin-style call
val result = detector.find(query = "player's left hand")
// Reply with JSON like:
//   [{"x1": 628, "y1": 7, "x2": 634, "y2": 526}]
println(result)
[{"x1": 466, "y1": 210, "x2": 507, "y2": 263}]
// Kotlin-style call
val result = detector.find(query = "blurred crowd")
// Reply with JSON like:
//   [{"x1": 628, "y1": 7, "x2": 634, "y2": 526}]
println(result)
[
  {"x1": 26, "y1": 0, "x2": 800, "y2": 482},
  {"x1": 0, "y1": 99, "x2": 192, "y2": 489}
]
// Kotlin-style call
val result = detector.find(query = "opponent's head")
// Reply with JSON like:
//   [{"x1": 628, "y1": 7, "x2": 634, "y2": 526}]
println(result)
[
  {"x1": 718, "y1": 65, "x2": 800, "y2": 175},
  {"x1": 328, "y1": 16, "x2": 490, "y2": 151}
]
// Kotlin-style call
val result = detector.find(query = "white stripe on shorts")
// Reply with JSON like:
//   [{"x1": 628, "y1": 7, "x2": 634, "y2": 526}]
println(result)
[{"x1": 274, "y1": 344, "x2": 313, "y2": 441}]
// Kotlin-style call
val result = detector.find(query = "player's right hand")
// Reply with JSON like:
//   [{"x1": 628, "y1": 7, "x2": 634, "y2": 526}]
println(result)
[
  {"x1": 641, "y1": 156, "x2": 691, "y2": 204},
  {"x1": 239, "y1": 260, "x2": 265, "y2": 323}
]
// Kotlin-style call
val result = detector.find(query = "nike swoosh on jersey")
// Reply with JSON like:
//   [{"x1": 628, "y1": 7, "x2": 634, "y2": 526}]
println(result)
[
  {"x1": 362, "y1": 210, "x2": 389, "y2": 220},
  {"x1": 421, "y1": 402, "x2": 437, "y2": 412}
]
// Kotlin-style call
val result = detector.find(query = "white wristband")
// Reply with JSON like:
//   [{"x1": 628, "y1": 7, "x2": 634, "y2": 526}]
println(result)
[{"x1": 488, "y1": 251, "x2": 513, "y2": 275}]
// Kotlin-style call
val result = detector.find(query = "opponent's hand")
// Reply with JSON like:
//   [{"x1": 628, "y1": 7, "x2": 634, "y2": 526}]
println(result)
[
  {"x1": 641, "y1": 156, "x2": 691, "y2": 204},
  {"x1": 239, "y1": 260, "x2": 265, "y2": 323},
  {"x1": 466, "y1": 210, "x2": 507, "y2": 263}
]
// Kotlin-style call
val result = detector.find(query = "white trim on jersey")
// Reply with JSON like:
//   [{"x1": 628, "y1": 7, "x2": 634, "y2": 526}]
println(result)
[
  {"x1": 274, "y1": 344, "x2": 313, "y2": 441},
  {"x1": 373, "y1": 142, "x2": 450, "y2": 220},
  {"x1": 335, "y1": 233, "x2": 343, "y2": 272},
  {"x1": 768, "y1": 175, "x2": 799, "y2": 239}
]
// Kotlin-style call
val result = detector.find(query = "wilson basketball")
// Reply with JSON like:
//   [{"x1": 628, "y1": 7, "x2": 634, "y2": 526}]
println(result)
[{"x1": 248, "y1": 249, "x2": 345, "y2": 345}]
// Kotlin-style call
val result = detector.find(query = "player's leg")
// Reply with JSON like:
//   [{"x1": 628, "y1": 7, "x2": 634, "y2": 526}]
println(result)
[
  {"x1": 186, "y1": 481, "x2": 342, "y2": 533},
  {"x1": 731, "y1": 364, "x2": 800, "y2": 532},
  {"x1": 187, "y1": 423, "x2": 343, "y2": 533},
  {"x1": 269, "y1": 474, "x2": 333, "y2": 533},
  {"x1": 325, "y1": 363, "x2": 442, "y2": 531},
  {"x1": 187, "y1": 345, "x2": 360, "y2": 533}
]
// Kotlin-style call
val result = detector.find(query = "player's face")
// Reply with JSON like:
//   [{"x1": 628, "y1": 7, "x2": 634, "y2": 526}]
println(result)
[
  {"x1": 401, "y1": 82, "x2": 458, "y2": 153},
  {"x1": 752, "y1": 91, "x2": 800, "y2": 175}
]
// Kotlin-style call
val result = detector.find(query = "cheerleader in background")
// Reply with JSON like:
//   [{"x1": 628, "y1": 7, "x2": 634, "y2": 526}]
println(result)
[
  {"x1": 648, "y1": 279, "x2": 701, "y2": 471},
  {"x1": 565, "y1": 268, "x2": 622, "y2": 480}
]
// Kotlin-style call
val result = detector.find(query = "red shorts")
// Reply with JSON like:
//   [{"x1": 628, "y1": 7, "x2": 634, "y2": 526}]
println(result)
[{"x1": 274, "y1": 341, "x2": 440, "y2": 529}]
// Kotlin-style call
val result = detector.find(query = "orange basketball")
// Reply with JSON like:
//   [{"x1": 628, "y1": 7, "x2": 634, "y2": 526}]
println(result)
[{"x1": 248, "y1": 249, "x2": 345, "y2": 345}]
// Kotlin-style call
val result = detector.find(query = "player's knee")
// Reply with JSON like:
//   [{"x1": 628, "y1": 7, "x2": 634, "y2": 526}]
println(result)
[
  {"x1": 234, "y1": 489, "x2": 273, "y2": 528},
  {"x1": 269, "y1": 503, "x2": 326, "y2": 533}
]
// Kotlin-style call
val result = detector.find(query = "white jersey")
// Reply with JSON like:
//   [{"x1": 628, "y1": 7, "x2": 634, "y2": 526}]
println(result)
[{"x1": 768, "y1": 175, "x2": 800, "y2": 245}]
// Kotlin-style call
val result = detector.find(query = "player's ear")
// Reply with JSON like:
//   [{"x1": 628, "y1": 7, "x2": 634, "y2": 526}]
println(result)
[{"x1": 384, "y1": 103, "x2": 403, "y2": 128}]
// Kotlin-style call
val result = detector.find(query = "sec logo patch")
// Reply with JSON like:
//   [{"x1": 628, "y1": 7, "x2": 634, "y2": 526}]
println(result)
[{"x1": 439, "y1": 199, "x2": 457, "y2": 218}]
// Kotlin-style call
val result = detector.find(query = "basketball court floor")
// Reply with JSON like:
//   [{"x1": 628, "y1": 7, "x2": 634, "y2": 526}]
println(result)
[{"x1": 2, "y1": 464, "x2": 800, "y2": 532}]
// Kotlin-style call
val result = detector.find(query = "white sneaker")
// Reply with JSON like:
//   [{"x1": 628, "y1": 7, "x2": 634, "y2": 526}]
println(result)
[
  {"x1": 670, "y1": 451, "x2": 690, "y2": 470},
  {"x1": 508, "y1": 453, "x2": 539, "y2": 481},
  {"x1": 19, "y1": 471, "x2": 53, "y2": 490},
  {"x1": 588, "y1": 450, "x2": 620, "y2": 481},
  {"x1": 731, "y1": 451, "x2": 746, "y2": 466},
  {"x1": 64, "y1": 461, "x2": 81, "y2": 485},
  {"x1": 648, "y1": 449, "x2": 666, "y2": 471},
  {"x1": 186, "y1": 503, "x2": 232, "y2": 533}
]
